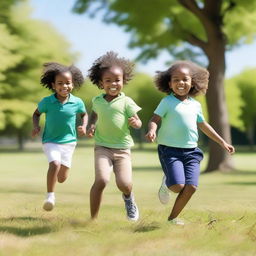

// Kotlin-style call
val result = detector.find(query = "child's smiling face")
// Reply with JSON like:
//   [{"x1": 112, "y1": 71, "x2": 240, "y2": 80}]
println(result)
[
  {"x1": 169, "y1": 66, "x2": 192, "y2": 100},
  {"x1": 100, "y1": 66, "x2": 124, "y2": 99},
  {"x1": 52, "y1": 71, "x2": 73, "y2": 99}
]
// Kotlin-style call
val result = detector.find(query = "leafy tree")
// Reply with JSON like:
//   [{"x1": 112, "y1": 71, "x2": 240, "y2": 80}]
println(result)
[
  {"x1": 73, "y1": 0, "x2": 256, "y2": 172},
  {"x1": 228, "y1": 70, "x2": 256, "y2": 147},
  {"x1": 0, "y1": 2, "x2": 75, "y2": 149}
]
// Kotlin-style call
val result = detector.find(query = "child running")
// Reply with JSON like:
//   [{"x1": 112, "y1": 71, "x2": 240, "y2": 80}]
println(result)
[
  {"x1": 32, "y1": 62, "x2": 87, "y2": 211},
  {"x1": 87, "y1": 51, "x2": 142, "y2": 221},
  {"x1": 146, "y1": 60, "x2": 235, "y2": 225}
]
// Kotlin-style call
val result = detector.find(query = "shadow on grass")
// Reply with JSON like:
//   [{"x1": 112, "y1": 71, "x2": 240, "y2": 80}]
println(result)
[
  {"x1": 0, "y1": 216, "x2": 57, "y2": 237},
  {"x1": 0, "y1": 225, "x2": 54, "y2": 237},
  {"x1": 133, "y1": 221, "x2": 161, "y2": 233}
]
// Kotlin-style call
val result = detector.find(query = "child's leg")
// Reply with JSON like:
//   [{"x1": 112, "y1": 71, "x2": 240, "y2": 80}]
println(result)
[
  {"x1": 113, "y1": 149, "x2": 132, "y2": 196},
  {"x1": 90, "y1": 146, "x2": 113, "y2": 219},
  {"x1": 47, "y1": 161, "x2": 61, "y2": 192},
  {"x1": 168, "y1": 184, "x2": 196, "y2": 220},
  {"x1": 57, "y1": 142, "x2": 76, "y2": 183},
  {"x1": 168, "y1": 147, "x2": 203, "y2": 220},
  {"x1": 57, "y1": 165, "x2": 69, "y2": 183},
  {"x1": 113, "y1": 149, "x2": 139, "y2": 221}
]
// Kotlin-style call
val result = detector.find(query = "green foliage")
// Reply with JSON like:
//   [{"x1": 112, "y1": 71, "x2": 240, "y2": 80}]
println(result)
[
  {"x1": 73, "y1": 0, "x2": 256, "y2": 61},
  {"x1": 0, "y1": 2, "x2": 76, "y2": 145},
  {"x1": 0, "y1": 24, "x2": 22, "y2": 81},
  {"x1": 224, "y1": 0, "x2": 256, "y2": 46},
  {"x1": 229, "y1": 69, "x2": 256, "y2": 144},
  {"x1": 225, "y1": 77, "x2": 244, "y2": 130}
]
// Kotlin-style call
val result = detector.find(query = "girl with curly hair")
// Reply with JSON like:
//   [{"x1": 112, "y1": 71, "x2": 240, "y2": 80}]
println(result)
[
  {"x1": 87, "y1": 51, "x2": 141, "y2": 221},
  {"x1": 146, "y1": 60, "x2": 235, "y2": 225},
  {"x1": 32, "y1": 62, "x2": 87, "y2": 211}
]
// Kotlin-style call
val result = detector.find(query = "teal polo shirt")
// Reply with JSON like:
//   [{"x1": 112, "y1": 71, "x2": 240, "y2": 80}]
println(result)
[
  {"x1": 38, "y1": 93, "x2": 86, "y2": 144},
  {"x1": 154, "y1": 94, "x2": 205, "y2": 148},
  {"x1": 92, "y1": 92, "x2": 141, "y2": 149}
]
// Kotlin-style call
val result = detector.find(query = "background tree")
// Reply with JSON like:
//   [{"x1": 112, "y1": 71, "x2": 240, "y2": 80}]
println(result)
[
  {"x1": 227, "y1": 69, "x2": 256, "y2": 148},
  {"x1": 73, "y1": 0, "x2": 256, "y2": 172},
  {"x1": 0, "y1": 2, "x2": 76, "y2": 149}
]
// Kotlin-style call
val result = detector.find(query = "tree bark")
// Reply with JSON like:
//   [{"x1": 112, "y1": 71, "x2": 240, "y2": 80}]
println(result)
[
  {"x1": 204, "y1": 41, "x2": 235, "y2": 172},
  {"x1": 17, "y1": 129, "x2": 24, "y2": 151}
]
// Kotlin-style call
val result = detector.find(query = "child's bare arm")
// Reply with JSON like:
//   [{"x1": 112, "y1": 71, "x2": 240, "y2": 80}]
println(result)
[
  {"x1": 77, "y1": 113, "x2": 88, "y2": 136},
  {"x1": 198, "y1": 121, "x2": 235, "y2": 154},
  {"x1": 145, "y1": 114, "x2": 162, "y2": 142},
  {"x1": 32, "y1": 108, "x2": 41, "y2": 138},
  {"x1": 128, "y1": 114, "x2": 142, "y2": 129},
  {"x1": 86, "y1": 111, "x2": 98, "y2": 138}
]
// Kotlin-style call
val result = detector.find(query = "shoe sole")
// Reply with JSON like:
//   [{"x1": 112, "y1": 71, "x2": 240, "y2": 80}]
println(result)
[{"x1": 43, "y1": 201, "x2": 54, "y2": 211}]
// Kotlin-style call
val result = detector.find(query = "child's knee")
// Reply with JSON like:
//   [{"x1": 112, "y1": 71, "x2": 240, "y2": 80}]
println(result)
[
  {"x1": 49, "y1": 161, "x2": 61, "y2": 171},
  {"x1": 94, "y1": 178, "x2": 109, "y2": 190},
  {"x1": 184, "y1": 184, "x2": 197, "y2": 195},
  {"x1": 117, "y1": 182, "x2": 132, "y2": 194},
  {"x1": 169, "y1": 184, "x2": 185, "y2": 193}
]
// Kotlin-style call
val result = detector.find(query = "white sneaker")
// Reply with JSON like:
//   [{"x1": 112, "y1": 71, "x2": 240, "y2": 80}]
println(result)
[
  {"x1": 43, "y1": 196, "x2": 55, "y2": 211},
  {"x1": 122, "y1": 193, "x2": 139, "y2": 221},
  {"x1": 168, "y1": 218, "x2": 185, "y2": 226},
  {"x1": 158, "y1": 176, "x2": 170, "y2": 204}
]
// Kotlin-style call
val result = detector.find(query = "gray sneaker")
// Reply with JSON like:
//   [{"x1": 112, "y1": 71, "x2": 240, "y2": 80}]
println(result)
[
  {"x1": 158, "y1": 176, "x2": 170, "y2": 204},
  {"x1": 122, "y1": 193, "x2": 139, "y2": 221}
]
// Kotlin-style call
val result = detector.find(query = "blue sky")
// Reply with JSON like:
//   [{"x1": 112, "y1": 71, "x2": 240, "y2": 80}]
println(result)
[{"x1": 30, "y1": 0, "x2": 256, "y2": 78}]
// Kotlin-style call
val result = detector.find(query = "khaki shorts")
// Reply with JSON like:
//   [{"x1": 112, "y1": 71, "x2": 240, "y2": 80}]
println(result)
[{"x1": 94, "y1": 146, "x2": 132, "y2": 185}]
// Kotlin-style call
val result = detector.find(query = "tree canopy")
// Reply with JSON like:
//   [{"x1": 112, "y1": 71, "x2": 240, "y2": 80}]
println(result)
[
  {"x1": 0, "y1": 2, "x2": 76, "y2": 149},
  {"x1": 72, "y1": 0, "x2": 256, "y2": 172}
]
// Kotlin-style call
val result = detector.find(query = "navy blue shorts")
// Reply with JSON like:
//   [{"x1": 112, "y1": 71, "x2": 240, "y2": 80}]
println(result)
[{"x1": 158, "y1": 145, "x2": 204, "y2": 187}]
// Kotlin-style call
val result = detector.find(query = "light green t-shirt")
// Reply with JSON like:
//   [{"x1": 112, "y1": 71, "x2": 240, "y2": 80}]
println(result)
[
  {"x1": 38, "y1": 93, "x2": 86, "y2": 144},
  {"x1": 92, "y1": 92, "x2": 141, "y2": 149},
  {"x1": 154, "y1": 94, "x2": 205, "y2": 148}
]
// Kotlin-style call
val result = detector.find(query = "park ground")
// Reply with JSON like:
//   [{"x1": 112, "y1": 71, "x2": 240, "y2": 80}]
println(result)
[{"x1": 0, "y1": 142, "x2": 256, "y2": 256}]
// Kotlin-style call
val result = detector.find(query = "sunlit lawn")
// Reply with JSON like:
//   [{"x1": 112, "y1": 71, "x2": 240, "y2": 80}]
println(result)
[{"x1": 0, "y1": 142, "x2": 256, "y2": 256}]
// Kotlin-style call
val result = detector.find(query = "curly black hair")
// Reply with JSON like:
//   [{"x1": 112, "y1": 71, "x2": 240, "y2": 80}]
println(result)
[
  {"x1": 40, "y1": 62, "x2": 84, "y2": 90},
  {"x1": 87, "y1": 51, "x2": 134, "y2": 88},
  {"x1": 155, "y1": 60, "x2": 209, "y2": 96}
]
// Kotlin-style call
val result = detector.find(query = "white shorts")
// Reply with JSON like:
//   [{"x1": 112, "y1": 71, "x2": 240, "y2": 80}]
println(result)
[{"x1": 42, "y1": 142, "x2": 77, "y2": 168}]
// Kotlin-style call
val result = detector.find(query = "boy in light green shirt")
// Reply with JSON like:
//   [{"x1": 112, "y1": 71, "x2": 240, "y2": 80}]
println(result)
[
  {"x1": 92, "y1": 92, "x2": 141, "y2": 148},
  {"x1": 87, "y1": 52, "x2": 142, "y2": 222}
]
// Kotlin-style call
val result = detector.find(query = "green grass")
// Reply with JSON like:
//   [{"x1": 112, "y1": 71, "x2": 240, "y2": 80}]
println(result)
[{"x1": 0, "y1": 144, "x2": 256, "y2": 256}]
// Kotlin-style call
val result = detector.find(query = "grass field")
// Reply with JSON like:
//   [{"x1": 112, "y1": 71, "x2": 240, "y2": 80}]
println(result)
[{"x1": 0, "y1": 143, "x2": 256, "y2": 256}]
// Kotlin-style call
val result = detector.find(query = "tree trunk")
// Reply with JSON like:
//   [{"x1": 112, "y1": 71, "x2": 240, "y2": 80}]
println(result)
[
  {"x1": 17, "y1": 129, "x2": 24, "y2": 151},
  {"x1": 246, "y1": 125, "x2": 254, "y2": 150},
  {"x1": 204, "y1": 41, "x2": 235, "y2": 172}
]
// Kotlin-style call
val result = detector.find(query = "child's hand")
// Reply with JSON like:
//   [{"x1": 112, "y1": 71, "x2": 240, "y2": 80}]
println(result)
[
  {"x1": 145, "y1": 130, "x2": 156, "y2": 142},
  {"x1": 86, "y1": 126, "x2": 95, "y2": 138},
  {"x1": 77, "y1": 126, "x2": 86, "y2": 137},
  {"x1": 31, "y1": 127, "x2": 40, "y2": 138},
  {"x1": 222, "y1": 142, "x2": 235, "y2": 154},
  {"x1": 128, "y1": 116, "x2": 142, "y2": 129}
]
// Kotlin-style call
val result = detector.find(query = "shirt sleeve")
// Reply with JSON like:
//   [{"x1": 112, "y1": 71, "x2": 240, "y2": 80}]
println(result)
[
  {"x1": 77, "y1": 98, "x2": 86, "y2": 113},
  {"x1": 197, "y1": 103, "x2": 205, "y2": 123},
  {"x1": 125, "y1": 97, "x2": 141, "y2": 117},
  {"x1": 38, "y1": 98, "x2": 47, "y2": 113},
  {"x1": 154, "y1": 98, "x2": 168, "y2": 117}
]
